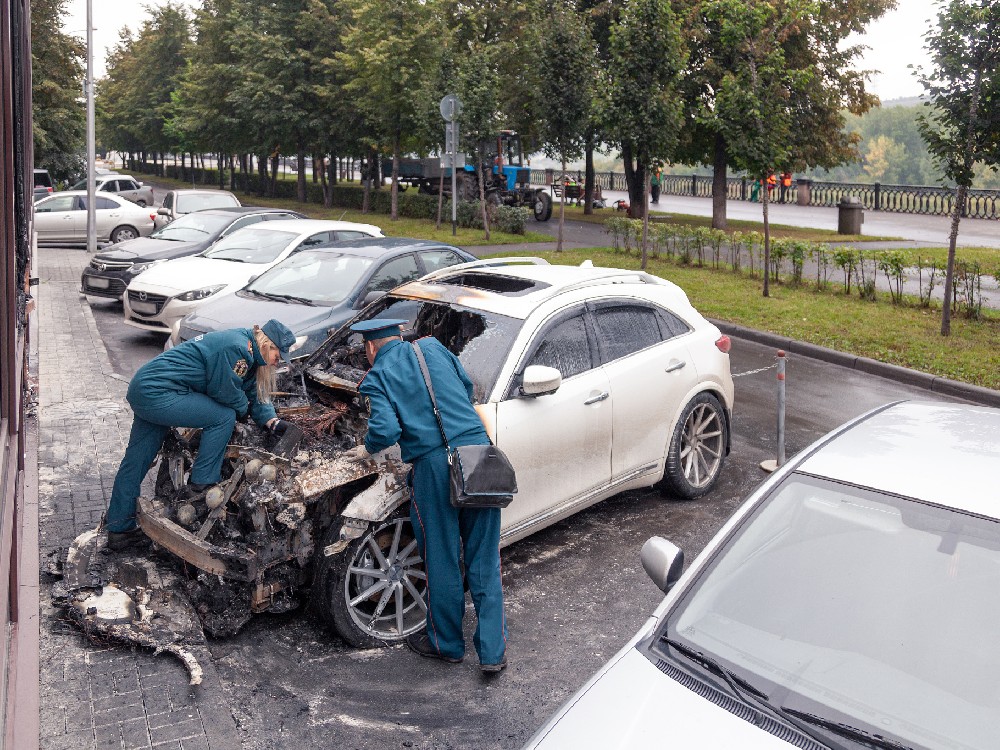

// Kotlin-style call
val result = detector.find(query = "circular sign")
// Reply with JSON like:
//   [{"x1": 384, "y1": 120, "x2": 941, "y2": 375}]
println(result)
[{"x1": 439, "y1": 94, "x2": 462, "y2": 122}]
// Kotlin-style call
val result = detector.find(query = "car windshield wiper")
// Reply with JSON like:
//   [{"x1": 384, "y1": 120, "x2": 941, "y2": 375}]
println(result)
[
  {"x1": 262, "y1": 292, "x2": 316, "y2": 306},
  {"x1": 661, "y1": 637, "x2": 769, "y2": 700},
  {"x1": 660, "y1": 637, "x2": 837, "y2": 749},
  {"x1": 782, "y1": 709, "x2": 915, "y2": 750},
  {"x1": 206, "y1": 255, "x2": 247, "y2": 262}
]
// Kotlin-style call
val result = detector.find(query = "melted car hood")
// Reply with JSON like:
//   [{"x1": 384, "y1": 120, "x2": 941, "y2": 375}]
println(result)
[
  {"x1": 529, "y1": 648, "x2": 792, "y2": 749},
  {"x1": 95, "y1": 236, "x2": 203, "y2": 262}
]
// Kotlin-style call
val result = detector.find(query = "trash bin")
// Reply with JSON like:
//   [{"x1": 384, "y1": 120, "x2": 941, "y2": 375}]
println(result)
[
  {"x1": 838, "y1": 195, "x2": 864, "y2": 235},
  {"x1": 796, "y1": 178, "x2": 811, "y2": 206}
]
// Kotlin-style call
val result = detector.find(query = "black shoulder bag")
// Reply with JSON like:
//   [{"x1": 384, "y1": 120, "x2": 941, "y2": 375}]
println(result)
[{"x1": 411, "y1": 343, "x2": 517, "y2": 509}]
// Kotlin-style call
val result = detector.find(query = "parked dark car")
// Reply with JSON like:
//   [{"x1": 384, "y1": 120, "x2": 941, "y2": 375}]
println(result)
[
  {"x1": 33, "y1": 168, "x2": 53, "y2": 202},
  {"x1": 80, "y1": 207, "x2": 307, "y2": 300},
  {"x1": 171, "y1": 238, "x2": 476, "y2": 359}
]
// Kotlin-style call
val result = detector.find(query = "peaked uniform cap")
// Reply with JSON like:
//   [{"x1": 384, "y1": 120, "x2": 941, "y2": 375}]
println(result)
[
  {"x1": 350, "y1": 319, "x2": 407, "y2": 341},
  {"x1": 261, "y1": 319, "x2": 296, "y2": 362}
]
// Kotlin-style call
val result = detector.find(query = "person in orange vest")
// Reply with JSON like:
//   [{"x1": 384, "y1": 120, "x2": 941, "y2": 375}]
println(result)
[
  {"x1": 780, "y1": 172, "x2": 792, "y2": 203},
  {"x1": 766, "y1": 173, "x2": 777, "y2": 200}
]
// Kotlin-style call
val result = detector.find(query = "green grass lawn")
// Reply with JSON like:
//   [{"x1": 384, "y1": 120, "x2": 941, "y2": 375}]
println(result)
[{"x1": 490, "y1": 247, "x2": 1000, "y2": 391}]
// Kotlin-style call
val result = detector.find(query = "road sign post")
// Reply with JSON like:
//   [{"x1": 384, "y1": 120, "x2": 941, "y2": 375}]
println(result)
[{"x1": 440, "y1": 94, "x2": 462, "y2": 236}]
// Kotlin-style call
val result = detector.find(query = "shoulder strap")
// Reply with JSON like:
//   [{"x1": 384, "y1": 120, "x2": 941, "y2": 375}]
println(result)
[{"x1": 411, "y1": 342, "x2": 450, "y2": 454}]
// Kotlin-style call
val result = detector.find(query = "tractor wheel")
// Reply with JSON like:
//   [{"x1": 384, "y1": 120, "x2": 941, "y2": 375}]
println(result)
[{"x1": 533, "y1": 191, "x2": 553, "y2": 222}]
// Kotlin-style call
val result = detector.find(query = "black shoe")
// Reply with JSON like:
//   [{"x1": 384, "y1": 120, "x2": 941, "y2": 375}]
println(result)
[
  {"x1": 480, "y1": 655, "x2": 508, "y2": 674},
  {"x1": 405, "y1": 633, "x2": 462, "y2": 663},
  {"x1": 106, "y1": 527, "x2": 147, "y2": 552}
]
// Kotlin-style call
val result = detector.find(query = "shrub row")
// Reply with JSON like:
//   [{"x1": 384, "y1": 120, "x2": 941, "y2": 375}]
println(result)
[
  {"x1": 605, "y1": 217, "x2": 1000, "y2": 319},
  {"x1": 134, "y1": 163, "x2": 530, "y2": 235}
]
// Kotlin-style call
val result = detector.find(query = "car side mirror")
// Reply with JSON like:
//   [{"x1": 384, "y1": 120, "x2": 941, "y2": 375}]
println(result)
[
  {"x1": 359, "y1": 290, "x2": 385, "y2": 308},
  {"x1": 641, "y1": 536, "x2": 684, "y2": 594},
  {"x1": 156, "y1": 207, "x2": 170, "y2": 216},
  {"x1": 519, "y1": 365, "x2": 561, "y2": 397}
]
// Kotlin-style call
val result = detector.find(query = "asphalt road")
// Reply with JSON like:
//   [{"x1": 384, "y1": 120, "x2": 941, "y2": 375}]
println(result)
[{"x1": 83, "y1": 290, "x2": 966, "y2": 750}]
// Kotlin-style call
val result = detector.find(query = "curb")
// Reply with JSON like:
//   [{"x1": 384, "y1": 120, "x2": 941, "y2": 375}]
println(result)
[{"x1": 713, "y1": 320, "x2": 1000, "y2": 409}]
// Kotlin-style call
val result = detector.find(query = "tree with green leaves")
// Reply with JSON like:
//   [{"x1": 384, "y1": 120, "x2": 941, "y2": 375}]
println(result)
[
  {"x1": 679, "y1": 0, "x2": 894, "y2": 230},
  {"x1": 604, "y1": 0, "x2": 687, "y2": 235},
  {"x1": 338, "y1": 0, "x2": 446, "y2": 218},
  {"x1": 707, "y1": 0, "x2": 814, "y2": 296},
  {"x1": 31, "y1": 0, "x2": 85, "y2": 181},
  {"x1": 917, "y1": 0, "x2": 1000, "y2": 336},
  {"x1": 535, "y1": 2, "x2": 596, "y2": 250}
]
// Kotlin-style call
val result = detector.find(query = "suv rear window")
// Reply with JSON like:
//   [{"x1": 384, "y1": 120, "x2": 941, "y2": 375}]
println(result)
[
  {"x1": 176, "y1": 193, "x2": 240, "y2": 213},
  {"x1": 33, "y1": 169, "x2": 53, "y2": 188}
]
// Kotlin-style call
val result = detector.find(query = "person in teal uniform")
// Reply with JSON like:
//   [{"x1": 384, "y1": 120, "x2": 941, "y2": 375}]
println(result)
[
  {"x1": 345, "y1": 319, "x2": 508, "y2": 673},
  {"x1": 106, "y1": 319, "x2": 296, "y2": 551}
]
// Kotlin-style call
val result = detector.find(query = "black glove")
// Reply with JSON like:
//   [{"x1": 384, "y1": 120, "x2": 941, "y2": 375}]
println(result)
[{"x1": 269, "y1": 419, "x2": 290, "y2": 437}]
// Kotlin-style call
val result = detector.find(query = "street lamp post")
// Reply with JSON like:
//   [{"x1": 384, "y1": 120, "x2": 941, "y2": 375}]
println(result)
[{"x1": 85, "y1": 0, "x2": 96, "y2": 254}]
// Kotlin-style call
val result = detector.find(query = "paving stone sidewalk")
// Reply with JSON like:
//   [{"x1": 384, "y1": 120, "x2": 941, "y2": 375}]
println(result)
[{"x1": 36, "y1": 246, "x2": 241, "y2": 750}]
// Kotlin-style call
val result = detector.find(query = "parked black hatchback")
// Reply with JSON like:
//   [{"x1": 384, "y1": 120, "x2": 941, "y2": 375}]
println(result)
[{"x1": 80, "y1": 206, "x2": 306, "y2": 300}]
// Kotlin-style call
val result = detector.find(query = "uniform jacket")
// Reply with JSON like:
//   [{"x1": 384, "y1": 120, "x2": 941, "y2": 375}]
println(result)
[
  {"x1": 360, "y1": 337, "x2": 488, "y2": 463},
  {"x1": 131, "y1": 328, "x2": 277, "y2": 425}
]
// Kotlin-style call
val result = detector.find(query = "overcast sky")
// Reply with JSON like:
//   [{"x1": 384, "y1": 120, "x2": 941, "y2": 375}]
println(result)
[{"x1": 64, "y1": 0, "x2": 937, "y2": 100}]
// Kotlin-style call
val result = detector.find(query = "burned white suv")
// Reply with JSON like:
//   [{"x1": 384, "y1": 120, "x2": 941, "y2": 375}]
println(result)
[{"x1": 64, "y1": 258, "x2": 734, "y2": 671}]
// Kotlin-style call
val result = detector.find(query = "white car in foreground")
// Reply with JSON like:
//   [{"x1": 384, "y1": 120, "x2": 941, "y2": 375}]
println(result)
[
  {"x1": 33, "y1": 191, "x2": 156, "y2": 245},
  {"x1": 524, "y1": 400, "x2": 1000, "y2": 750},
  {"x1": 122, "y1": 219, "x2": 382, "y2": 335}
]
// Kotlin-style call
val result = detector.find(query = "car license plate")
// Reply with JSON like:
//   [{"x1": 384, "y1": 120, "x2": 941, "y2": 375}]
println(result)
[
  {"x1": 131, "y1": 301, "x2": 156, "y2": 315},
  {"x1": 87, "y1": 277, "x2": 110, "y2": 289}
]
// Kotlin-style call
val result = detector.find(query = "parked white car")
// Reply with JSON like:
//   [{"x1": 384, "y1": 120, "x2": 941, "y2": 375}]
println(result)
[
  {"x1": 33, "y1": 191, "x2": 156, "y2": 245},
  {"x1": 524, "y1": 400, "x2": 1000, "y2": 750},
  {"x1": 122, "y1": 219, "x2": 383, "y2": 335},
  {"x1": 70, "y1": 174, "x2": 155, "y2": 206}
]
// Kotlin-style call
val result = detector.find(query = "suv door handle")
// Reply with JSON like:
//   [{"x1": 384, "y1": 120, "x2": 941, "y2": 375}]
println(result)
[
  {"x1": 584, "y1": 392, "x2": 609, "y2": 405},
  {"x1": 665, "y1": 361, "x2": 687, "y2": 373}
]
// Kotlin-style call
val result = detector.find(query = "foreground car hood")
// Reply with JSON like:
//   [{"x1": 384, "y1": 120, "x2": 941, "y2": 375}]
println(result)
[
  {"x1": 527, "y1": 648, "x2": 791, "y2": 749},
  {"x1": 95, "y1": 237, "x2": 202, "y2": 262},
  {"x1": 184, "y1": 295, "x2": 340, "y2": 336},
  {"x1": 130, "y1": 256, "x2": 264, "y2": 294}
]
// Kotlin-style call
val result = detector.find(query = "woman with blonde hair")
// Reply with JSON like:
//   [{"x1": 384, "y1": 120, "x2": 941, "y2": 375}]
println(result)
[{"x1": 106, "y1": 318, "x2": 296, "y2": 551}]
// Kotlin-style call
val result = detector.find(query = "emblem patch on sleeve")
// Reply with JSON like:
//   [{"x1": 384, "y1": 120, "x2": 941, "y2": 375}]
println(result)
[{"x1": 233, "y1": 359, "x2": 249, "y2": 377}]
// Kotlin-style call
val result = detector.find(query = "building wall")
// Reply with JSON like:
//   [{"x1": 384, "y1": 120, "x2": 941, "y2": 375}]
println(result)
[{"x1": 0, "y1": 0, "x2": 40, "y2": 746}]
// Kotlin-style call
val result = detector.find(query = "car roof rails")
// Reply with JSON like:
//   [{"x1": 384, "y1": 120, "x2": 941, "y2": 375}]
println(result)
[{"x1": 420, "y1": 256, "x2": 550, "y2": 282}]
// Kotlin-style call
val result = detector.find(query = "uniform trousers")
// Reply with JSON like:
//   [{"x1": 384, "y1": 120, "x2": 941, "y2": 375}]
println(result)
[
  {"x1": 409, "y1": 448, "x2": 507, "y2": 665},
  {"x1": 107, "y1": 389, "x2": 236, "y2": 532}
]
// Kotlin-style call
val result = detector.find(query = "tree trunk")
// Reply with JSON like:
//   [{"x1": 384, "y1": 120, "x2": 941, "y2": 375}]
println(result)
[
  {"x1": 218, "y1": 153, "x2": 224, "y2": 190},
  {"x1": 641, "y1": 171, "x2": 650, "y2": 270},
  {"x1": 270, "y1": 154, "x2": 279, "y2": 197},
  {"x1": 557, "y1": 156, "x2": 566, "y2": 252},
  {"x1": 712, "y1": 134, "x2": 728, "y2": 230},
  {"x1": 940, "y1": 184, "x2": 966, "y2": 336},
  {"x1": 391, "y1": 129, "x2": 401, "y2": 220},
  {"x1": 583, "y1": 136, "x2": 595, "y2": 216},
  {"x1": 622, "y1": 141, "x2": 646, "y2": 220},
  {"x1": 296, "y1": 149, "x2": 307, "y2": 203}
]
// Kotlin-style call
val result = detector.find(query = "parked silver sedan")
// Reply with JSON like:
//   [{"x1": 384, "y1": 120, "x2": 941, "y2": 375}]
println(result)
[
  {"x1": 526, "y1": 400, "x2": 1000, "y2": 750},
  {"x1": 71, "y1": 174, "x2": 155, "y2": 206},
  {"x1": 34, "y1": 191, "x2": 156, "y2": 245}
]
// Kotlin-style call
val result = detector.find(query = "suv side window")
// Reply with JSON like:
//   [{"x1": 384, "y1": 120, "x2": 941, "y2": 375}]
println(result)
[
  {"x1": 591, "y1": 302, "x2": 663, "y2": 364},
  {"x1": 367, "y1": 254, "x2": 421, "y2": 293},
  {"x1": 120, "y1": 179, "x2": 139, "y2": 191},
  {"x1": 101, "y1": 180, "x2": 117, "y2": 192},
  {"x1": 334, "y1": 230, "x2": 370, "y2": 240},
  {"x1": 300, "y1": 231, "x2": 335, "y2": 248},
  {"x1": 94, "y1": 196, "x2": 118, "y2": 210},
  {"x1": 36, "y1": 195, "x2": 77, "y2": 212},
  {"x1": 657, "y1": 308, "x2": 691, "y2": 339},
  {"x1": 263, "y1": 212, "x2": 300, "y2": 221},
  {"x1": 163, "y1": 192, "x2": 174, "y2": 210},
  {"x1": 522, "y1": 308, "x2": 594, "y2": 381}
]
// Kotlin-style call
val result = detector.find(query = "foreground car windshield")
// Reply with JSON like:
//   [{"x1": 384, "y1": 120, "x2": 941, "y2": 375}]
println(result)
[
  {"x1": 151, "y1": 212, "x2": 233, "y2": 242},
  {"x1": 246, "y1": 251, "x2": 374, "y2": 305},
  {"x1": 203, "y1": 228, "x2": 297, "y2": 263},
  {"x1": 308, "y1": 295, "x2": 522, "y2": 402},
  {"x1": 654, "y1": 474, "x2": 1000, "y2": 750}
]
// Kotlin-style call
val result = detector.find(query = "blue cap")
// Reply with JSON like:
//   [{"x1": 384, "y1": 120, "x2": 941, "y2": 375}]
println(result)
[
  {"x1": 261, "y1": 319, "x2": 296, "y2": 362},
  {"x1": 350, "y1": 318, "x2": 407, "y2": 341}
]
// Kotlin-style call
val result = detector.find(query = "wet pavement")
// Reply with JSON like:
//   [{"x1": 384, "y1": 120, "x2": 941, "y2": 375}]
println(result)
[{"x1": 36, "y1": 193, "x2": 999, "y2": 749}]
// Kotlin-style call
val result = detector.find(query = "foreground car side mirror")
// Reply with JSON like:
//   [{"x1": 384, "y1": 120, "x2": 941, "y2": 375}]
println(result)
[
  {"x1": 520, "y1": 365, "x2": 561, "y2": 397},
  {"x1": 359, "y1": 290, "x2": 385, "y2": 308},
  {"x1": 641, "y1": 536, "x2": 684, "y2": 594}
]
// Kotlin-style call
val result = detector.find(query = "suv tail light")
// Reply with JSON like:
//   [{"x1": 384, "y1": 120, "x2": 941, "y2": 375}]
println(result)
[{"x1": 715, "y1": 335, "x2": 731, "y2": 353}]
